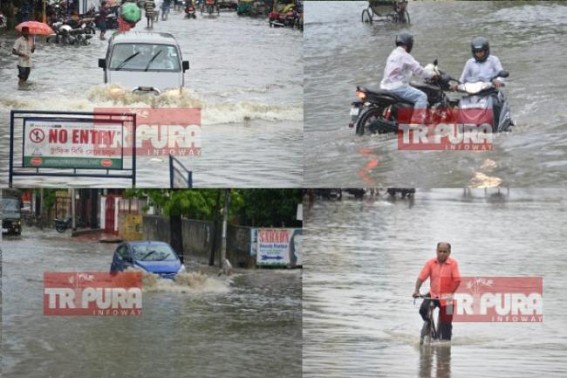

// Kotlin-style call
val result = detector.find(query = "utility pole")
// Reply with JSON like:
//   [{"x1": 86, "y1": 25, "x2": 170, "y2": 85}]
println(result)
[
  {"x1": 220, "y1": 189, "x2": 230, "y2": 270},
  {"x1": 70, "y1": 188, "x2": 76, "y2": 230}
]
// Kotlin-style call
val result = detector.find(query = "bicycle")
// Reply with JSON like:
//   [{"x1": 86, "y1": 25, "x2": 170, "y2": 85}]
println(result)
[{"x1": 414, "y1": 294, "x2": 440, "y2": 345}]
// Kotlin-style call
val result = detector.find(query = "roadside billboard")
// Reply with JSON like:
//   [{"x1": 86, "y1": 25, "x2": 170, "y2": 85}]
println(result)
[{"x1": 256, "y1": 228, "x2": 302, "y2": 268}]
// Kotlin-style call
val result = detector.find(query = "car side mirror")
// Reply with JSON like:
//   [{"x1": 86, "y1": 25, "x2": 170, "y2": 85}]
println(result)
[
  {"x1": 98, "y1": 58, "x2": 106, "y2": 69},
  {"x1": 182, "y1": 60, "x2": 189, "y2": 72}
]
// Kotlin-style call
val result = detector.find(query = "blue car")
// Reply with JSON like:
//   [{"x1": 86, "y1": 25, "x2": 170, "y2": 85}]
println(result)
[{"x1": 110, "y1": 241, "x2": 186, "y2": 279}]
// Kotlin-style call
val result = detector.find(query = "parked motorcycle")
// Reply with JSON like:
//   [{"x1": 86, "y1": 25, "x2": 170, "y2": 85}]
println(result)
[
  {"x1": 47, "y1": 22, "x2": 93, "y2": 46},
  {"x1": 54, "y1": 217, "x2": 72, "y2": 233},
  {"x1": 349, "y1": 61, "x2": 513, "y2": 135}
]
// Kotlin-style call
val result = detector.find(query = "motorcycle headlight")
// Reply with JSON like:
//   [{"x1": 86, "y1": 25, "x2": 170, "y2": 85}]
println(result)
[
  {"x1": 356, "y1": 90, "x2": 367, "y2": 101},
  {"x1": 177, "y1": 264, "x2": 186, "y2": 274}
]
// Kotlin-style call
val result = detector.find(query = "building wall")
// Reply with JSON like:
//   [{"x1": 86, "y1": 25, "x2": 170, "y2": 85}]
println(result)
[{"x1": 142, "y1": 215, "x2": 255, "y2": 267}]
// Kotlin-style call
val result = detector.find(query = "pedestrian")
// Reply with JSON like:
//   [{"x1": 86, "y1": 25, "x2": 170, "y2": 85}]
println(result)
[
  {"x1": 144, "y1": 0, "x2": 156, "y2": 28},
  {"x1": 97, "y1": 1, "x2": 110, "y2": 40},
  {"x1": 154, "y1": 0, "x2": 162, "y2": 22},
  {"x1": 12, "y1": 26, "x2": 35, "y2": 85},
  {"x1": 412, "y1": 242, "x2": 461, "y2": 342}
]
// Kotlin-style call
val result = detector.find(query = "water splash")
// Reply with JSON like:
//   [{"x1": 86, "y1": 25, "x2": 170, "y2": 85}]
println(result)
[{"x1": 139, "y1": 270, "x2": 231, "y2": 294}]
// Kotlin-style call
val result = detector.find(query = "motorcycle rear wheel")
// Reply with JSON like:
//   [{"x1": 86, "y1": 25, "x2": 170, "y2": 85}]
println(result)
[{"x1": 356, "y1": 107, "x2": 396, "y2": 136}]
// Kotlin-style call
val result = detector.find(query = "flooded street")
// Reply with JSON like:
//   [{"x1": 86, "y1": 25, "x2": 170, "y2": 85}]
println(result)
[
  {"x1": 302, "y1": 189, "x2": 567, "y2": 377},
  {"x1": 1, "y1": 228, "x2": 301, "y2": 377},
  {"x1": 0, "y1": 11, "x2": 303, "y2": 187},
  {"x1": 304, "y1": 1, "x2": 567, "y2": 187}
]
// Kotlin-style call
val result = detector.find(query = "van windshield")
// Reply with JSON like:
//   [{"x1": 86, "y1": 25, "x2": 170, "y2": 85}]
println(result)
[{"x1": 110, "y1": 44, "x2": 181, "y2": 72}]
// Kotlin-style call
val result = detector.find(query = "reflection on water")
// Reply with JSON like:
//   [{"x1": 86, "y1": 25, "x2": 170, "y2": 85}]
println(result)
[{"x1": 419, "y1": 344, "x2": 451, "y2": 378}]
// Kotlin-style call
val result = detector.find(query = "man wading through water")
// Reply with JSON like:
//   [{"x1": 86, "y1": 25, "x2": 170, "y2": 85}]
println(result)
[
  {"x1": 12, "y1": 26, "x2": 35, "y2": 85},
  {"x1": 412, "y1": 242, "x2": 461, "y2": 342}
]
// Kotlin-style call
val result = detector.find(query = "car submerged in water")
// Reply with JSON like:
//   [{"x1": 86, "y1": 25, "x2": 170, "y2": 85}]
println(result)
[
  {"x1": 110, "y1": 241, "x2": 186, "y2": 279},
  {"x1": 98, "y1": 32, "x2": 190, "y2": 95}
]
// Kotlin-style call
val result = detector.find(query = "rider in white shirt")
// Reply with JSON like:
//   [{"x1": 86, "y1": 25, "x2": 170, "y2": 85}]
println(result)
[{"x1": 380, "y1": 31, "x2": 437, "y2": 124}]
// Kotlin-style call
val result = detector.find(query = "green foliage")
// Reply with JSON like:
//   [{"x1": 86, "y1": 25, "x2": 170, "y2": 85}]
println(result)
[
  {"x1": 42, "y1": 189, "x2": 58, "y2": 213},
  {"x1": 124, "y1": 189, "x2": 301, "y2": 227},
  {"x1": 236, "y1": 189, "x2": 302, "y2": 227},
  {"x1": 125, "y1": 189, "x2": 222, "y2": 220}
]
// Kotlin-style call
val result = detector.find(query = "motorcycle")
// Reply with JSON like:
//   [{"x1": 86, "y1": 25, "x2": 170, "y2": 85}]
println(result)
[
  {"x1": 455, "y1": 72, "x2": 514, "y2": 133},
  {"x1": 185, "y1": 2, "x2": 197, "y2": 18},
  {"x1": 349, "y1": 61, "x2": 513, "y2": 135},
  {"x1": 202, "y1": 0, "x2": 219, "y2": 15},
  {"x1": 54, "y1": 217, "x2": 72, "y2": 233},
  {"x1": 47, "y1": 22, "x2": 93, "y2": 46},
  {"x1": 269, "y1": 5, "x2": 299, "y2": 28}
]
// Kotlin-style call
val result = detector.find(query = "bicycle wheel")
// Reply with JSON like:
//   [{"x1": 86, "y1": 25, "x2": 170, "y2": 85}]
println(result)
[{"x1": 361, "y1": 9, "x2": 372, "y2": 23}]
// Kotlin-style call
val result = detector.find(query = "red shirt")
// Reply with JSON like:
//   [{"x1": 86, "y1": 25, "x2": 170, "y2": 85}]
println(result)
[{"x1": 418, "y1": 257, "x2": 461, "y2": 299}]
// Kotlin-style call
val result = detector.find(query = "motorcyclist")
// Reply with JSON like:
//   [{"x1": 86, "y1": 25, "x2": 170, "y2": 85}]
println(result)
[
  {"x1": 451, "y1": 37, "x2": 513, "y2": 131},
  {"x1": 380, "y1": 31, "x2": 438, "y2": 125},
  {"x1": 450, "y1": 37, "x2": 505, "y2": 90}
]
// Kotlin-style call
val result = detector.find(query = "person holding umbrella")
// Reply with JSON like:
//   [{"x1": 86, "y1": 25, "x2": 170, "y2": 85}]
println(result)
[{"x1": 12, "y1": 26, "x2": 35, "y2": 85}]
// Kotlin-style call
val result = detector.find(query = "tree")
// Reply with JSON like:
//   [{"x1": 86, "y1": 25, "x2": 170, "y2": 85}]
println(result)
[
  {"x1": 124, "y1": 189, "x2": 301, "y2": 227},
  {"x1": 236, "y1": 189, "x2": 302, "y2": 227}
]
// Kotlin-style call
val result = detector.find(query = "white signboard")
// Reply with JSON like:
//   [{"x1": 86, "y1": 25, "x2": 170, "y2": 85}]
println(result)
[
  {"x1": 256, "y1": 228, "x2": 302, "y2": 267},
  {"x1": 23, "y1": 119, "x2": 124, "y2": 170}
]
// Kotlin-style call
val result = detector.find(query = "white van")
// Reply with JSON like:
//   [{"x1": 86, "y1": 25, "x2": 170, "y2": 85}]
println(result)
[{"x1": 98, "y1": 32, "x2": 190, "y2": 95}]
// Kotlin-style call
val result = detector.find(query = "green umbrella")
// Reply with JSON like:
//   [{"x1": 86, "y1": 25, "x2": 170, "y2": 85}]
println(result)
[{"x1": 121, "y1": 3, "x2": 142, "y2": 24}]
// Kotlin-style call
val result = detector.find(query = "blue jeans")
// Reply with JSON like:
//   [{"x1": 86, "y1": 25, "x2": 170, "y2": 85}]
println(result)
[{"x1": 390, "y1": 85, "x2": 428, "y2": 123}]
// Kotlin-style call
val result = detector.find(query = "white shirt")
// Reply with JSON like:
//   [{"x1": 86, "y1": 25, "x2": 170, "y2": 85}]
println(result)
[
  {"x1": 380, "y1": 47, "x2": 431, "y2": 90},
  {"x1": 13, "y1": 36, "x2": 34, "y2": 68},
  {"x1": 459, "y1": 55, "x2": 504, "y2": 84}
]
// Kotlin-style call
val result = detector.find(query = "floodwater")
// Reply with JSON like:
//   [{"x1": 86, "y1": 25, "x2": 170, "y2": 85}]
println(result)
[
  {"x1": 302, "y1": 188, "x2": 567, "y2": 377},
  {"x1": 0, "y1": 11, "x2": 303, "y2": 187},
  {"x1": 304, "y1": 1, "x2": 567, "y2": 187},
  {"x1": 1, "y1": 228, "x2": 301, "y2": 377}
]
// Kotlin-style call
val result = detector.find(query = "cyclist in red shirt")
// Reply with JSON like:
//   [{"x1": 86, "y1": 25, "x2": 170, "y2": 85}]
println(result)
[{"x1": 412, "y1": 242, "x2": 461, "y2": 341}]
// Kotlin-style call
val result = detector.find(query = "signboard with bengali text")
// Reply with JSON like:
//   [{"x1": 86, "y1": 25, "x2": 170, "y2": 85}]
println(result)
[{"x1": 23, "y1": 119, "x2": 124, "y2": 170}]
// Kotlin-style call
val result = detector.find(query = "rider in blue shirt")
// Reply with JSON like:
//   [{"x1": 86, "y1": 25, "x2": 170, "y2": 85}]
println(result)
[{"x1": 452, "y1": 37, "x2": 505, "y2": 89}]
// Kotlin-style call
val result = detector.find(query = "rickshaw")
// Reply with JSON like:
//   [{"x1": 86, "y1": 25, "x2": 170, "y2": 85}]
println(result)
[{"x1": 361, "y1": 0, "x2": 410, "y2": 24}]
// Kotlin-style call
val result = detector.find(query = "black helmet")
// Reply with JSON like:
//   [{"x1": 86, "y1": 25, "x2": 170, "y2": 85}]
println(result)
[
  {"x1": 471, "y1": 36, "x2": 490, "y2": 63},
  {"x1": 395, "y1": 31, "x2": 414, "y2": 53}
]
